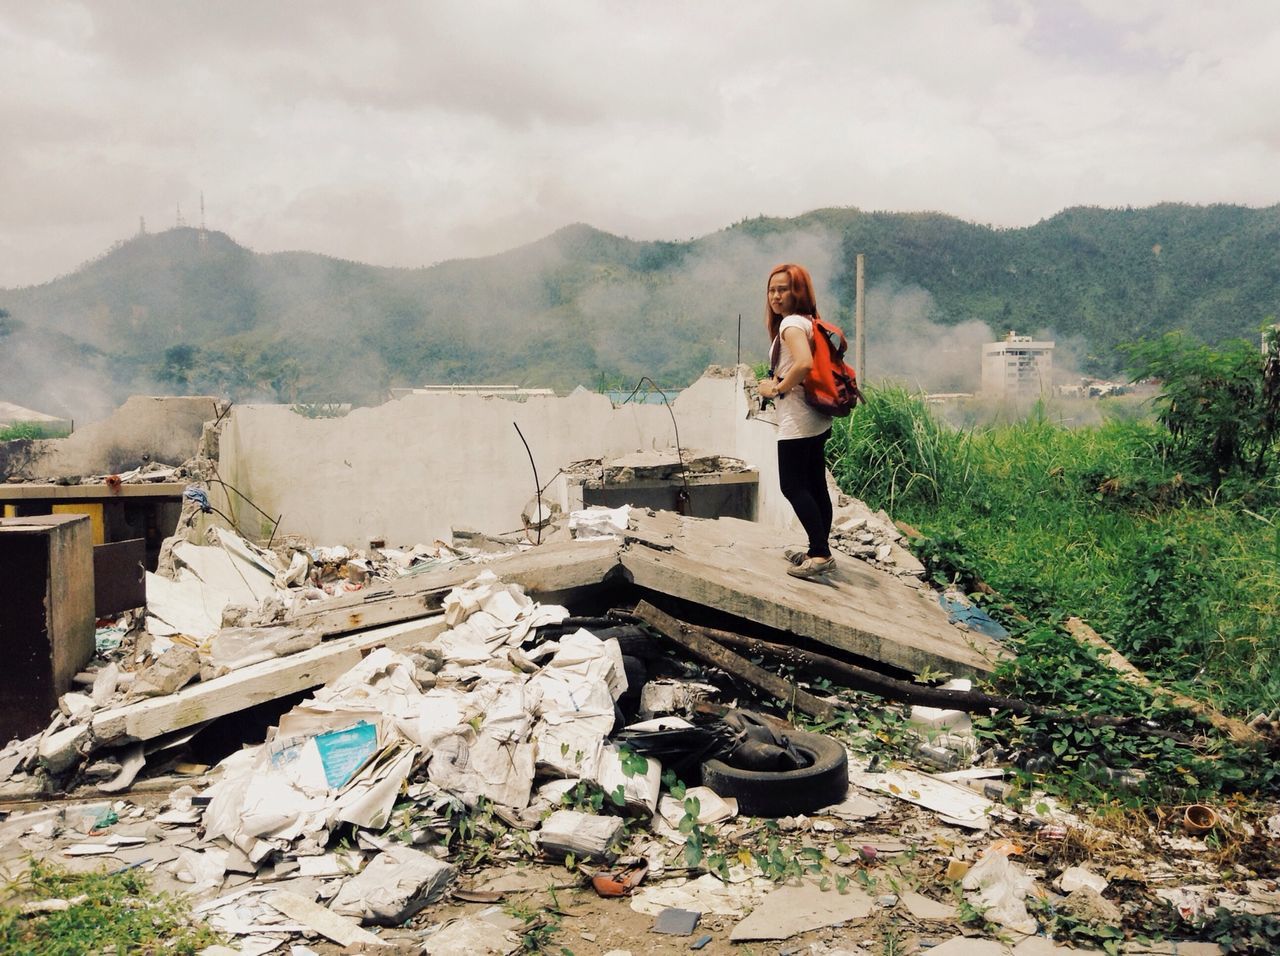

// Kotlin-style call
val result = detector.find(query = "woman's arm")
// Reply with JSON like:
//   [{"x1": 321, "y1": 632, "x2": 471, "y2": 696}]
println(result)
[{"x1": 761, "y1": 325, "x2": 813, "y2": 399}]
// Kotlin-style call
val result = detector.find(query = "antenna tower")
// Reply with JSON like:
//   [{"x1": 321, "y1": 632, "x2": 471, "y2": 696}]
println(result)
[
  {"x1": 176, "y1": 202, "x2": 186, "y2": 228},
  {"x1": 198, "y1": 191, "x2": 208, "y2": 249}
]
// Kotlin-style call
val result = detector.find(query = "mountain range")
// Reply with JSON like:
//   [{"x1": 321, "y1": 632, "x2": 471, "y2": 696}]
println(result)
[{"x1": 2, "y1": 203, "x2": 1277, "y2": 422}]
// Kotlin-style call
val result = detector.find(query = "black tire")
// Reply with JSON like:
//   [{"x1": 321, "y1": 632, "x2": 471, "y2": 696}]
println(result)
[{"x1": 700, "y1": 730, "x2": 849, "y2": 817}]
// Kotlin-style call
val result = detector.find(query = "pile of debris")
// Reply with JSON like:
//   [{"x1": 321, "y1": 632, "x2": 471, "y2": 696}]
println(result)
[
  {"x1": 1, "y1": 459, "x2": 190, "y2": 487},
  {"x1": 827, "y1": 498, "x2": 926, "y2": 581},
  {"x1": 2, "y1": 499, "x2": 1277, "y2": 954}
]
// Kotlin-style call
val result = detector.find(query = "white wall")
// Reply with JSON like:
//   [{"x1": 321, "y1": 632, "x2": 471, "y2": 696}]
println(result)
[
  {"x1": 216, "y1": 367, "x2": 804, "y2": 547},
  {"x1": 6, "y1": 396, "x2": 216, "y2": 479}
]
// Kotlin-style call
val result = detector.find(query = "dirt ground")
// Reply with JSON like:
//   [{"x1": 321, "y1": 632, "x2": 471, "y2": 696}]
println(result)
[{"x1": 5, "y1": 771, "x2": 1274, "y2": 955}]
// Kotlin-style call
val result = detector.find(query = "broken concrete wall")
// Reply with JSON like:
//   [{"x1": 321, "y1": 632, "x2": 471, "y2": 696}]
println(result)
[
  {"x1": 0, "y1": 396, "x2": 217, "y2": 480},
  {"x1": 216, "y1": 367, "x2": 806, "y2": 546}
]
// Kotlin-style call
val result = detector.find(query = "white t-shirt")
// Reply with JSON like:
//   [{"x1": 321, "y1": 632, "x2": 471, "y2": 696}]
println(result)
[{"x1": 772, "y1": 314, "x2": 831, "y2": 440}]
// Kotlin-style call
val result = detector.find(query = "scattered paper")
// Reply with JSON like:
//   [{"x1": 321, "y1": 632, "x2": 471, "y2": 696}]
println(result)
[{"x1": 848, "y1": 765, "x2": 993, "y2": 829}]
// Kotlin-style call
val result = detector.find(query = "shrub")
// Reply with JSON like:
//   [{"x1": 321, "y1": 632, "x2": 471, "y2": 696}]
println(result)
[{"x1": 1123, "y1": 329, "x2": 1280, "y2": 491}]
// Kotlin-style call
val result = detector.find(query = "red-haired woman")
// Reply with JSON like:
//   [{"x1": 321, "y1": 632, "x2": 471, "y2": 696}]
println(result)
[{"x1": 757, "y1": 263, "x2": 835, "y2": 579}]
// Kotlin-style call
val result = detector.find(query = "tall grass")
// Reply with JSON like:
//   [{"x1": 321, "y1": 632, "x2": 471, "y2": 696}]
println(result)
[
  {"x1": 829, "y1": 388, "x2": 1280, "y2": 715},
  {"x1": 827, "y1": 385, "x2": 976, "y2": 510}
]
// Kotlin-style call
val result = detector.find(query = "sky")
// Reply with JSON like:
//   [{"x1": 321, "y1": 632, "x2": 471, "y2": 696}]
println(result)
[{"x1": 2, "y1": 0, "x2": 1279, "y2": 289}]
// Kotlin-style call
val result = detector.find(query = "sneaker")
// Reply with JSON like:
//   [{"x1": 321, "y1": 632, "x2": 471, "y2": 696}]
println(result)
[
  {"x1": 783, "y1": 547, "x2": 807, "y2": 565},
  {"x1": 787, "y1": 555, "x2": 836, "y2": 579}
]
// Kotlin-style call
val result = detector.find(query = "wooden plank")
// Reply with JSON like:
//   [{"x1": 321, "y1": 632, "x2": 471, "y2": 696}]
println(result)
[
  {"x1": 621, "y1": 510, "x2": 1002, "y2": 678},
  {"x1": 1065, "y1": 616, "x2": 1263, "y2": 746},
  {"x1": 91, "y1": 617, "x2": 445, "y2": 746},
  {"x1": 633, "y1": 601, "x2": 837, "y2": 722},
  {"x1": 288, "y1": 537, "x2": 622, "y2": 637}
]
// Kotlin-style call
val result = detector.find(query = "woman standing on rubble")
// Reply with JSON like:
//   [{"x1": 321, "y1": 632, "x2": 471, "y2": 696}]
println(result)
[{"x1": 757, "y1": 263, "x2": 835, "y2": 579}]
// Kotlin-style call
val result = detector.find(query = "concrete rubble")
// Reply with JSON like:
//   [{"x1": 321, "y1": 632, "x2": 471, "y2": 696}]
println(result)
[{"x1": 0, "y1": 482, "x2": 1274, "y2": 953}]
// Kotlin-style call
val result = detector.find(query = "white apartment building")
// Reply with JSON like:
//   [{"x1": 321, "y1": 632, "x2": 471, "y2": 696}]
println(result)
[{"x1": 981, "y1": 331, "x2": 1055, "y2": 397}]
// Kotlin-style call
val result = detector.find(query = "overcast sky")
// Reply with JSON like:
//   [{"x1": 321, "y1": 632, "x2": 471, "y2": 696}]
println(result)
[{"x1": 2, "y1": 0, "x2": 1278, "y2": 288}]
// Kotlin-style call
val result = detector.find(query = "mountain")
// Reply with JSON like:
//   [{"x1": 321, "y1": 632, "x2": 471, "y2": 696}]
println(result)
[{"x1": 2, "y1": 204, "x2": 1278, "y2": 421}]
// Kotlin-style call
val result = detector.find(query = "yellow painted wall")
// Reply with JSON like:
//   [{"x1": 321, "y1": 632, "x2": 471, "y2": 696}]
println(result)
[{"x1": 51, "y1": 503, "x2": 104, "y2": 545}]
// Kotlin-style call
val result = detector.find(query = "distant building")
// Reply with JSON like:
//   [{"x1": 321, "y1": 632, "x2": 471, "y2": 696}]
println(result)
[
  {"x1": 0, "y1": 401, "x2": 73, "y2": 436},
  {"x1": 981, "y1": 331, "x2": 1054, "y2": 398},
  {"x1": 390, "y1": 385, "x2": 556, "y2": 400}
]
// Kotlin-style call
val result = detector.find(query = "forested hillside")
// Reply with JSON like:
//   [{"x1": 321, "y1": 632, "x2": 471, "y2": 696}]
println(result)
[{"x1": 2, "y1": 203, "x2": 1277, "y2": 421}]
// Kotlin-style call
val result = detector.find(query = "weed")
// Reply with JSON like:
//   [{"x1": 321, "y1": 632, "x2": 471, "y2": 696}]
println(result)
[
  {"x1": 0, "y1": 422, "x2": 71, "y2": 441},
  {"x1": 1199, "y1": 906, "x2": 1280, "y2": 954},
  {"x1": 289, "y1": 401, "x2": 348, "y2": 418},
  {"x1": 505, "y1": 897, "x2": 568, "y2": 954},
  {"x1": 441, "y1": 797, "x2": 507, "y2": 868},
  {"x1": 616, "y1": 744, "x2": 650, "y2": 778},
  {"x1": 0, "y1": 857, "x2": 220, "y2": 955},
  {"x1": 955, "y1": 896, "x2": 1006, "y2": 939},
  {"x1": 1028, "y1": 896, "x2": 1125, "y2": 955}
]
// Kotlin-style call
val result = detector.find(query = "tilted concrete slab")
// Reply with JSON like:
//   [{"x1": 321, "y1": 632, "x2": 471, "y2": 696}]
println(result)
[
  {"x1": 294, "y1": 508, "x2": 1000, "y2": 679},
  {"x1": 620, "y1": 510, "x2": 1002, "y2": 678}
]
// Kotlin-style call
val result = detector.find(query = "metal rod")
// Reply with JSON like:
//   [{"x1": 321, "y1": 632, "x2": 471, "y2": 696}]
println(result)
[
  {"x1": 512, "y1": 422, "x2": 544, "y2": 545},
  {"x1": 855, "y1": 253, "x2": 866, "y2": 383}
]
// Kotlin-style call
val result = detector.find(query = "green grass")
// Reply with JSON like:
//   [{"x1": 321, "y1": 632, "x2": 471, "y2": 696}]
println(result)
[
  {"x1": 0, "y1": 858, "x2": 220, "y2": 955},
  {"x1": 0, "y1": 422, "x2": 70, "y2": 441},
  {"x1": 828, "y1": 386, "x2": 1280, "y2": 798}
]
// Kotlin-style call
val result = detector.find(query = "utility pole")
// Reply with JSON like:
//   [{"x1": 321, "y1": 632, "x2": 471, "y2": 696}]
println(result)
[{"x1": 854, "y1": 253, "x2": 866, "y2": 383}]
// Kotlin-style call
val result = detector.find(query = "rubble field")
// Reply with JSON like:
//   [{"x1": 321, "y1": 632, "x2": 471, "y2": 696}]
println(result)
[{"x1": 1, "y1": 476, "x2": 1277, "y2": 956}]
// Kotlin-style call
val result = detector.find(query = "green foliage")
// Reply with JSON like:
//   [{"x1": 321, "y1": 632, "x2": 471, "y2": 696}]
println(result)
[
  {"x1": 616, "y1": 745, "x2": 650, "y2": 778},
  {"x1": 982, "y1": 624, "x2": 1268, "y2": 799},
  {"x1": 830, "y1": 384, "x2": 1280, "y2": 797},
  {"x1": 0, "y1": 422, "x2": 70, "y2": 441},
  {"x1": 0, "y1": 857, "x2": 220, "y2": 955},
  {"x1": 828, "y1": 385, "x2": 976, "y2": 509},
  {"x1": 441, "y1": 797, "x2": 505, "y2": 868},
  {"x1": 1112, "y1": 530, "x2": 1211, "y2": 667},
  {"x1": 1199, "y1": 907, "x2": 1280, "y2": 955},
  {"x1": 504, "y1": 897, "x2": 567, "y2": 954},
  {"x1": 1123, "y1": 330, "x2": 1280, "y2": 489},
  {"x1": 853, "y1": 396, "x2": 1280, "y2": 714},
  {"x1": 290, "y1": 401, "x2": 349, "y2": 419},
  {"x1": 1028, "y1": 895, "x2": 1124, "y2": 955}
]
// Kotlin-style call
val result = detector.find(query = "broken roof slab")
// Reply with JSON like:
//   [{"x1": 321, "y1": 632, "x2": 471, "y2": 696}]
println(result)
[
  {"x1": 290, "y1": 508, "x2": 998, "y2": 679},
  {"x1": 91, "y1": 509, "x2": 996, "y2": 750},
  {"x1": 622, "y1": 510, "x2": 1000, "y2": 678}
]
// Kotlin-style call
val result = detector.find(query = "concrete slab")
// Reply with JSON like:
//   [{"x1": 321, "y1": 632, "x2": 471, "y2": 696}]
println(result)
[
  {"x1": 730, "y1": 882, "x2": 875, "y2": 941},
  {"x1": 623, "y1": 510, "x2": 1003, "y2": 677}
]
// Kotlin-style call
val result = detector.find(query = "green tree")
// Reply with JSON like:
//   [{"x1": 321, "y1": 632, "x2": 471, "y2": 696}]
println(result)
[
  {"x1": 158, "y1": 344, "x2": 198, "y2": 388},
  {"x1": 1123, "y1": 328, "x2": 1280, "y2": 490}
]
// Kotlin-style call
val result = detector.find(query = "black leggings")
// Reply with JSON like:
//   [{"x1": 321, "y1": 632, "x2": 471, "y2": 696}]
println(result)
[{"x1": 778, "y1": 429, "x2": 832, "y2": 558}]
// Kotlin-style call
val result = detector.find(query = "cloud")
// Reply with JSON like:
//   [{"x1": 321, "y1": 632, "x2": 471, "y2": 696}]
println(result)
[{"x1": 1, "y1": 0, "x2": 1278, "y2": 287}]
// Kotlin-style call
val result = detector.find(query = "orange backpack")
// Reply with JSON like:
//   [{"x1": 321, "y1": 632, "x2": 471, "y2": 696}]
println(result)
[
  {"x1": 772, "y1": 317, "x2": 864, "y2": 417},
  {"x1": 804, "y1": 316, "x2": 863, "y2": 416}
]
